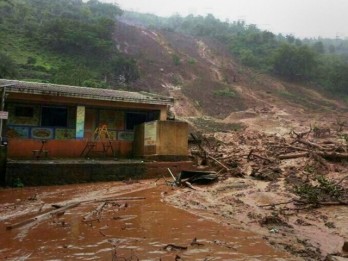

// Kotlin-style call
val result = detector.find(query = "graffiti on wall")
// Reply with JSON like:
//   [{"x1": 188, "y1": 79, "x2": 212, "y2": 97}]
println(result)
[
  {"x1": 55, "y1": 129, "x2": 75, "y2": 139},
  {"x1": 6, "y1": 126, "x2": 30, "y2": 138},
  {"x1": 31, "y1": 128, "x2": 54, "y2": 139}
]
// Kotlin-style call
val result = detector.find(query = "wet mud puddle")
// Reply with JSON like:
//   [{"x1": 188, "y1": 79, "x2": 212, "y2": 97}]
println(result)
[{"x1": 0, "y1": 183, "x2": 293, "y2": 260}]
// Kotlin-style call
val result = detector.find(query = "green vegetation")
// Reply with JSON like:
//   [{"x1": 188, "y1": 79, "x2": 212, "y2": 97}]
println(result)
[
  {"x1": 213, "y1": 87, "x2": 236, "y2": 97},
  {"x1": 294, "y1": 176, "x2": 345, "y2": 207},
  {"x1": 123, "y1": 11, "x2": 348, "y2": 96},
  {"x1": 0, "y1": 52, "x2": 17, "y2": 78},
  {"x1": 0, "y1": 0, "x2": 139, "y2": 87},
  {"x1": 172, "y1": 54, "x2": 181, "y2": 66}
]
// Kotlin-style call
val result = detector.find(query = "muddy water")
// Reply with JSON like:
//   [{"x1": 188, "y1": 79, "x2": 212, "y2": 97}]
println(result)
[{"x1": 0, "y1": 182, "x2": 292, "y2": 260}]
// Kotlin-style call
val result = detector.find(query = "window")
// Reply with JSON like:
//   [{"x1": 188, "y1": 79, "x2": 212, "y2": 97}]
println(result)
[
  {"x1": 41, "y1": 107, "x2": 68, "y2": 127},
  {"x1": 15, "y1": 106, "x2": 34, "y2": 117},
  {"x1": 126, "y1": 112, "x2": 147, "y2": 130},
  {"x1": 147, "y1": 111, "x2": 160, "y2": 122}
]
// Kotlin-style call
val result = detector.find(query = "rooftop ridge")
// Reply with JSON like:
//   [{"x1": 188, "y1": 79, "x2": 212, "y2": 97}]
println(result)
[{"x1": 0, "y1": 79, "x2": 173, "y2": 106}]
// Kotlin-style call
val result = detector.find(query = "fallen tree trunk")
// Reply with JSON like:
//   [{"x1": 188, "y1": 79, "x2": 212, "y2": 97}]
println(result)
[
  {"x1": 83, "y1": 196, "x2": 146, "y2": 204},
  {"x1": 7, "y1": 202, "x2": 80, "y2": 230},
  {"x1": 319, "y1": 151, "x2": 348, "y2": 160},
  {"x1": 279, "y1": 151, "x2": 348, "y2": 161}
]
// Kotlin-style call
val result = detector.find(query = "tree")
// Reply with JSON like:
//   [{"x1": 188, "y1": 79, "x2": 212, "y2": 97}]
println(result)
[
  {"x1": 52, "y1": 64, "x2": 93, "y2": 86},
  {"x1": 312, "y1": 41, "x2": 325, "y2": 53},
  {"x1": 0, "y1": 53, "x2": 17, "y2": 78},
  {"x1": 105, "y1": 57, "x2": 139, "y2": 85},
  {"x1": 272, "y1": 44, "x2": 317, "y2": 81}
]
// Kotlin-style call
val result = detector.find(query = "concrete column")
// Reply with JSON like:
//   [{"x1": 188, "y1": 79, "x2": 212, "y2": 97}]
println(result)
[{"x1": 76, "y1": 106, "x2": 85, "y2": 139}]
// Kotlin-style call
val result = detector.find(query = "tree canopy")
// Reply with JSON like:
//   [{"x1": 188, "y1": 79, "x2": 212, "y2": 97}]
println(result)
[{"x1": 0, "y1": 0, "x2": 139, "y2": 87}]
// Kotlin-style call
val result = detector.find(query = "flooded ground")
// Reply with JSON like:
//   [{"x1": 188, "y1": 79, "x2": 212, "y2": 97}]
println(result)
[{"x1": 0, "y1": 180, "x2": 294, "y2": 260}]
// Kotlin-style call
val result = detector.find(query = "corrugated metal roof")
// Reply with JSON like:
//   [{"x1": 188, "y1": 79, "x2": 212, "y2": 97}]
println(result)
[{"x1": 0, "y1": 79, "x2": 173, "y2": 106}]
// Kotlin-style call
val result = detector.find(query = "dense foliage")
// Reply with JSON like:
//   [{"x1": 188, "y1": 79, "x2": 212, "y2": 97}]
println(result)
[
  {"x1": 0, "y1": 52, "x2": 17, "y2": 78},
  {"x1": 123, "y1": 11, "x2": 348, "y2": 95},
  {"x1": 0, "y1": 0, "x2": 139, "y2": 87}
]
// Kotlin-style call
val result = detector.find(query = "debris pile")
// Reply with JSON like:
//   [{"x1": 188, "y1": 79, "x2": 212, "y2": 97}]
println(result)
[
  {"x1": 189, "y1": 126, "x2": 348, "y2": 190},
  {"x1": 178, "y1": 125, "x2": 348, "y2": 260}
]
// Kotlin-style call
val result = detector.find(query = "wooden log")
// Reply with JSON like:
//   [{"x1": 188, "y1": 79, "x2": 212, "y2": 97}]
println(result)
[
  {"x1": 163, "y1": 244, "x2": 188, "y2": 251},
  {"x1": 183, "y1": 181, "x2": 198, "y2": 190},
  {"x1": 208, "y1": 155, "x2": 230, "y2": 172},
  {"x1": 247, "y1": 149, "x2": 254, "y2": 161},
  {"x1": 249, "y1": 153, "x2": 273, "y2": 162},
  {"x1": 280, "y1": 150, "x2": 348, "y2": 161},
  {"x1": 297, "y1": 139, "x2": 325, "y2": 150},
  {"x1": 6, "y1": 202, "x2": 80, "y2": 230},
  {"x1": 279, "y1": 152, "x2": 309, "y2": 160},
  {"x1": 273, "y1": 145, "x2": 309, "y2": 152},
  {"x1": 167, "y1": 168, "x2": 177, "y2": 183},
  {"x1": 318, "y1": 151, "x2": 348, "y2": 160},
  {"x1": 83, "y1": 197, "x2": 146, "y2": 204}
]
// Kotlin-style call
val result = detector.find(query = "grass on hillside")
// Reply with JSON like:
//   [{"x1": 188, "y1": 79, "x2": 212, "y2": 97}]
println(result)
[{"x1": 0, "y1": 24, "x2": 106, "y2": 83}]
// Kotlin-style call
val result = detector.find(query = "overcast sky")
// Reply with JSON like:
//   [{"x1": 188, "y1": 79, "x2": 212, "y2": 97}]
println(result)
[{"x1": 108, "y1": 0, "x2": 348, "y2": 39}]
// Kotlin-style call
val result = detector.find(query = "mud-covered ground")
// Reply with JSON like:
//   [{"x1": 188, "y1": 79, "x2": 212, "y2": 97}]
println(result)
[
  {"x1": 0, "y1": 180, "x2": 295, "y2": 260},
  {"x1": 166, "y1": 176, "x2": 348, "y2": 261},
  {"x1": 1, "y1": 105, "x2": 348, "y2": 260},
  {"x1": 168, "y1": 113, "x2": 348, "y2": 261}
]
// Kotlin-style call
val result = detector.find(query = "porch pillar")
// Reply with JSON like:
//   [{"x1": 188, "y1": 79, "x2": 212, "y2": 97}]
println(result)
[{"x1": 76, "y1": 106, "x2": 85, "y2": 139}]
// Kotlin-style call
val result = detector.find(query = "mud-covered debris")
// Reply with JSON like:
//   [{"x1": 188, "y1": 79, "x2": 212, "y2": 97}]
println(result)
[
  {"x1": 162, "y1": 244, "x2": 188, "y2": 251},
  {"x1": 178, "y1": 170, "x2": 218, "y2": 185},
  {"x1": 295, "y1": 219, "x2": 312, "y2": 226},
  {"x1": 190, "y1": 237, "x2": 204, "y2": 246},
  {"x1": 28, "y1": 193, "x2": 39, "y2": 201},
  {"x1": 251, "y1": 166, "x2": 282, "y2": 181},
  {"x1": 259, "y1": 213, "x2": 292, "y2": 228},
  {"x1": 293, "y1": 175, "x2": 348, "y2": 207}
]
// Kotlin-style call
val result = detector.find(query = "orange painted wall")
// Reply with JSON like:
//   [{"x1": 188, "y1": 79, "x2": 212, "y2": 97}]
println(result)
[
  {"x1": 7, "y1": 139, "x2": 133, "y2": 159},
  {"x1": 5, "y1": 93, "x2": 168, "y2": 159}
]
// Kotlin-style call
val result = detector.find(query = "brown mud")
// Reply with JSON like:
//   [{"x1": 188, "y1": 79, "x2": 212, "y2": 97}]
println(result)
[{"x1": 0, "y1": 181, "x2": 293, "y2": 260}]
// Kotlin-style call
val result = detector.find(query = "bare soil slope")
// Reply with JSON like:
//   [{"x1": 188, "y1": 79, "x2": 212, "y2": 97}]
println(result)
[{"x1": 114, "y1": 20, "x2": 348, "y2": 130}]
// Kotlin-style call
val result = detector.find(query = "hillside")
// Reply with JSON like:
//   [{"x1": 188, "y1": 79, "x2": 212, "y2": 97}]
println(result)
[
  {"x1": 1, "y1": 0, "x2": 348, "y2": 134},
  {"x1": 2, "y1": 3, "x2": 348, "y2": 259},
  {"x1": 113, "y1": 19, "x2": 348, "y2": 134}
]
